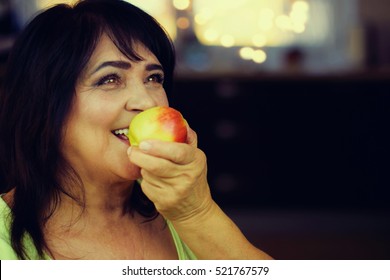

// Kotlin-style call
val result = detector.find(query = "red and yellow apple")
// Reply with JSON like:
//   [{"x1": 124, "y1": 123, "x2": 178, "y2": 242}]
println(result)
[{"x1": 128, "y1": 106, "x2": 187, "y2": 146}]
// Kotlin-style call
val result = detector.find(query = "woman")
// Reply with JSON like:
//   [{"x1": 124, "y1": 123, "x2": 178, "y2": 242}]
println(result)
[{"x1": 0, "y1": 0, "x2": 272, "y2": 260}]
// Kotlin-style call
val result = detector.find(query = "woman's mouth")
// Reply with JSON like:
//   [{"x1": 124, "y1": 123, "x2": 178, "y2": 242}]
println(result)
[{"x1": 112, "y1": 128, "x2": 129, "y2": 143}]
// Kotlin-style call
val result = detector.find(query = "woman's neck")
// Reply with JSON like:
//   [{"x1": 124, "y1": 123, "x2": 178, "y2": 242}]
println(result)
[{"x1": 49, "y1": 180, "x2": 137, "y2": 229}]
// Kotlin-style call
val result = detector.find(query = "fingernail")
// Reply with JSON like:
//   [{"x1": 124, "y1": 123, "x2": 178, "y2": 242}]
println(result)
[
  {"x1": 127, "y1": 147, "x2": 132, "y2": 156},
  {"x1": 139, "y1": 141, "x2": 152, "y2": 151}
]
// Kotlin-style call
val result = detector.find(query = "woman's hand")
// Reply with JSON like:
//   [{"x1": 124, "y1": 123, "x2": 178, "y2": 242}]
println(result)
[
  {"x1": 127, "y1": 127, "x2": 213, "y2": 222},
  {"x1": 128, "y1": 126, "x2": 272, "y2": 259}
]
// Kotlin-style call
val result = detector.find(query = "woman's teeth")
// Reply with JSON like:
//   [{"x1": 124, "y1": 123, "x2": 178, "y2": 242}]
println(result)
[
  {"x1": 113, "y1": 128, "x2": 129, "y2": 141},
  {"x1": 114, "y1": 128, "x2": 129, "y2": 136}
]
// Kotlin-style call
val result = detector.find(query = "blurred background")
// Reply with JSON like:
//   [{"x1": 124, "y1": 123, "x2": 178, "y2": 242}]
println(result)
[{"x1": 0, "y1": 0, "x2": 389, "y2": 259}]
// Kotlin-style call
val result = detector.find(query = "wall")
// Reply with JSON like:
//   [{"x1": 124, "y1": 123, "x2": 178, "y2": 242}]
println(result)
[
  {"x1": 171, "y1": 73, "x2": 390, "y2": 259},
  {"x1": 358, "y1": 0, "x2": 390, "y2": 67}
]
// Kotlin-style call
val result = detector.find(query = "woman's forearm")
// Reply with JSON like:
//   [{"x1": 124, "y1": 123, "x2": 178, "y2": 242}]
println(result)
[{"x1": 171, "y1": 201, "x2": 273, "y2": 260}]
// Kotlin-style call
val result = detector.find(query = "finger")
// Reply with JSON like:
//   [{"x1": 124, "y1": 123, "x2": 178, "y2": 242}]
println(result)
[
  {"x1": 186, "y1": 126, "x2": 198, "y2": 148},
  {"x1": 129, "y1": 146, "x2": 181, "y2": 177},
  {"x1": 139, "y1": 173, "x2": 196, "y2": 214},
  {"x1": 138, "y1": 178, "x2": 164, "y2": 204},
  {"x1": 138, "y1": 140, "x2": 195, "y2": 165},
  {"x1": 139, "y1": 182, "x2": 177, "y2": 214}
]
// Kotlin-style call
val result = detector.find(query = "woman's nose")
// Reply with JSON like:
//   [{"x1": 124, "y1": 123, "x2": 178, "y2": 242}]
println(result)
[{"x1": 124, "y1": 84, "x2": 157, "y2": 112}]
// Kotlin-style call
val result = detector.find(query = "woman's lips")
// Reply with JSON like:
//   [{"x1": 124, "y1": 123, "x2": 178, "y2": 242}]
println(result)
[{"x1": 112, "y1": 128, "x2": 129, "y2": 145}]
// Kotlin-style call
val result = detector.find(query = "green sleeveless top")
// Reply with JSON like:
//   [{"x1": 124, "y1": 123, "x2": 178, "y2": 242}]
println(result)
[{"x1": 0, "y1": 196, "x2": 196, "y2": 260}]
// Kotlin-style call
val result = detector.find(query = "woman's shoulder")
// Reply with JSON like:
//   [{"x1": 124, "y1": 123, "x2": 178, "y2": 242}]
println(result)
[
  {"x1": 0, "y1": 191, "x2": 19, "y2": 259},
  {"x1": 0, "y1": 190, "x2": 47, "y2": 260},
  {"x1": 0, "y1": 190, "x2": 14, "y2": 225},
  {"x1": 0, "y1": 191, "x2": 12, "y2": 220},
  {"x1": 1, "y1": 189, "x2": 14, "y2": 207}
]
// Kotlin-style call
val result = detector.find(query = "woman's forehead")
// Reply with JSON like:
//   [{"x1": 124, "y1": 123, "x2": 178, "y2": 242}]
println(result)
[{"x1": 85, "y1": 34, "x2": 161, "y2": 72}]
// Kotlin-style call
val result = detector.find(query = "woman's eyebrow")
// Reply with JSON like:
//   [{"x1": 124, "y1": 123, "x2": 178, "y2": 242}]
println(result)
[
  {"x1": 145, "y1": 63, "x2": 164, "y2": 72},
  {"x1": 92, "y1": 61, "x2": 131, "y2": 74}
]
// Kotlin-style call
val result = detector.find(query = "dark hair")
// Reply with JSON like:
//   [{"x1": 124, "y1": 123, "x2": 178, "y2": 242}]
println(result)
[{"x1": 0, "y1": 0, "x2": 175, "y2": 259}]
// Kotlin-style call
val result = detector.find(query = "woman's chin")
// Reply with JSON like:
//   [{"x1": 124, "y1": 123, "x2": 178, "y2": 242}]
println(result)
[{"x1": 124, "y1": 165, "x2": 142, "y2": 181}]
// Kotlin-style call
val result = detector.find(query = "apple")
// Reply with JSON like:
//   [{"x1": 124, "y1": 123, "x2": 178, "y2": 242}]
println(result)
[{"x1": 128, "y1": 106, "x2": 188, "y2": 146}]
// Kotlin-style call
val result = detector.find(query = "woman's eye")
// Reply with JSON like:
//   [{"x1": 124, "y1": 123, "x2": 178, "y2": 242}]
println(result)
[
  {"x1": 96, "y1": 74, "x2": 121, "y2": 86},
  {"x1": 147, "y1": 73, "x2": 164, "y2": 84}
]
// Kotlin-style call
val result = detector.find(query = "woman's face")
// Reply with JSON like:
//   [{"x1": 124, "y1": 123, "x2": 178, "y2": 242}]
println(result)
[{"x1": 62, "y1": 34, "x2": 169, "y2": 185}]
